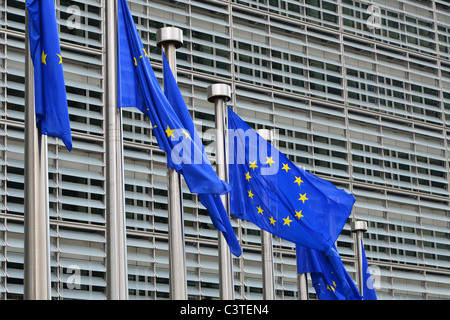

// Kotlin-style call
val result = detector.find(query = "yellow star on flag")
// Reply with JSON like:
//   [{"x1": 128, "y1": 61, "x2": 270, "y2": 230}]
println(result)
[
  {"x1": 41, "y1": 50, "x2": 47, "y2": 65},
  {"x1": 57, "y1": 53, "x2": 63, "y2": 64},
  {"x1": 245, "y1": 172, "x2": 252, "y2": 182},
  {"x1": 295, "y1": 210, "x2": 304, "y2": 219},
  {"x1": 181, "y1": 129, "x2": 190, "y2": 139},
  {"x1": 165, "y1": 125, "x2": 175, "y2": 138},
  {"x1": 249, "y1": 161, "x2": 258, "y2": 170},
  {"x1": 281, "y1": 163, "x2": 290, "y2": 172},
  {"x1": 265, "y1": 157, "x2": 275, "y2": 166},
  {"x1": 283, "y1": 216, "x2": 293, "y2": 226},
  {"x1": 299, "y1": 193, "x2": 308, "y2": 203},
  {"x1": 257, "y1": 206, "x2": 264, "y2": 215},
  {"x1": 269, "y1": 216, "x2": 276, "y2": 226},
  {"x1": 294, "y1": 176, "x2": 303, "y2": 186},
  {"x1": 248, "y1": 190, "x2": 254, "y2": 199}
]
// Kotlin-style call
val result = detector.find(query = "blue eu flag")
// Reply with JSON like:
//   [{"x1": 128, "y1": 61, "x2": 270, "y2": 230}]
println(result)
[
  {"x1": 162, "y1": 55, "x2": 241, "y2": 257},
  {"x1": 117, "y1": 0, "x2": 229, "y2": 195},
  {"x1": 27, "y1": 0, "x2": 72, "y2": 151},
  {"x1": 228, "y1": 107, "x2": 355, "y2": 251},
  {"x1": 296, "y1": 244, "x2": 362, "y2": 300},
  {"x1": 117, "y1": 0, "x2": 241, "y2": 256},
  {"x1": 361, "y1": 239, "x2": 377, "y2": 300}
]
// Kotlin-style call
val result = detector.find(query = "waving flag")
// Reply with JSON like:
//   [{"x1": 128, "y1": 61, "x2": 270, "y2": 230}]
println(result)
[
  {"x1": 117, "y1": 0, "x2": 229, "y2": 195},
  {"x1": 162, "y1": 55, "x2": 241, "y2": 257},
  {"x1": 27, "y1": 0, "x2": 72, "y2": 150},
  {"x1": 361, "y1": 239, "x2": 377, "y2": 300},
  {"x1": 228, "y1": 107, "x2": 355, "y2": 251},
  {"x1": 296, "y1": 244, "x2": 362, "y2": 300},
  {"x1": 117, "y1": 0, "x2": 241, "y2": 256}
]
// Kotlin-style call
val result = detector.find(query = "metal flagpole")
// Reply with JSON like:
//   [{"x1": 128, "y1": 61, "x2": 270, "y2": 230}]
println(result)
[
  {"x1": 157, "y1": 27, "x2": 187, "y2": 300},
  {"x1": 207, "y1": 83, "x2": 234, "y2": 300},
  {"x1": 256, "y1": 129, "x2": 275, "y2": 300},
  {"x1": 24, "y1": 7, "x2": 51, "y2": 300},
  {"x1": 297, "y1": 274, "x2": 308, "y2": 300},
  {"x1": 105, "y1": 0, "x2": 128, "y2": 300},
  {"x1": 351, "y1": 220, "x2": 368, "y2": 297}
]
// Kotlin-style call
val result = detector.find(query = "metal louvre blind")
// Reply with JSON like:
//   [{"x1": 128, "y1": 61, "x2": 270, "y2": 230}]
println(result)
[
  {"x1": 274, "y1": 99, "x2": 312, "y2": 167},
  {"x1": 57, "y1": 0, "x2": 103, "y2": 50},
  {"x1": 271, "y1": 24, "x2": 308, "y2": 95},
  {"x1": 55, "y1": 227, "x2": 106, "y2": 299},
  {"x1": 62, "y1": 49, "x2": 104, "y2": 137},
  {"x1": 3, "y1": 222, "x2": 25, "y2": 298},
  {"x1": 196, "y1": 244, "x2": 223, "y2": 299},
  {"x1": 126, "y1": 236, "x2": 156, "y2": 298},
  {"x1": 189, "y1": 2, "x2": 231, "y2": 78},
  {"x1": 233, "y1": 9, "x2": 272, "y2": 87},
  {"x1": 344, "y1": 39, "x2": 379, "y2": 111},
  {"x1": 124, "y1": 148, "x2": 154, "y2": 231},
  {"x1": 311, "y1": 104, "x2": 348, "y2": 177},
  {"x1": 436, "y1": 1, "x2": 450, "y2": 60},
  {"x1": 56, "y1": 139, "x2": 105, "y2": 225}
]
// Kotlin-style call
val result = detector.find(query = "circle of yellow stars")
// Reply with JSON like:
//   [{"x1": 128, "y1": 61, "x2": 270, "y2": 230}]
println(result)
[{"x1": 245, "y1": 157, "x2": 308, "y2": 229}]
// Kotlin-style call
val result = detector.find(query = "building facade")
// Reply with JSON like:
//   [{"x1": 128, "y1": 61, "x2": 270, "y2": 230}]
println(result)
[{"x1": 0, "y1": 0, "x2": 449, "y2": 299}]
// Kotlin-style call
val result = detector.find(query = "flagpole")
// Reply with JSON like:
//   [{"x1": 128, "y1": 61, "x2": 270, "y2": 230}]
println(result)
[
  {"x1": 105, "y1": 0, "x2": 128, "y2": 300},
  {"x1": 207, "y1": 83, "x2": 234, "y2": 300},
  {"x1": 351, "y1": 220, "x2": 368, "y2": 297},
  {"x1": 297, "y1": 273, "x2": 308, "y2": 300},
  {"x1": 156, "y1": 27, "x2": 187, "y2": 300},
  {"x1": 256, "y1": 129, "x2": 276, "y2": 300},
  {"x1": 23, "y1": 7, "x2": 51, "y2": 301}
]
